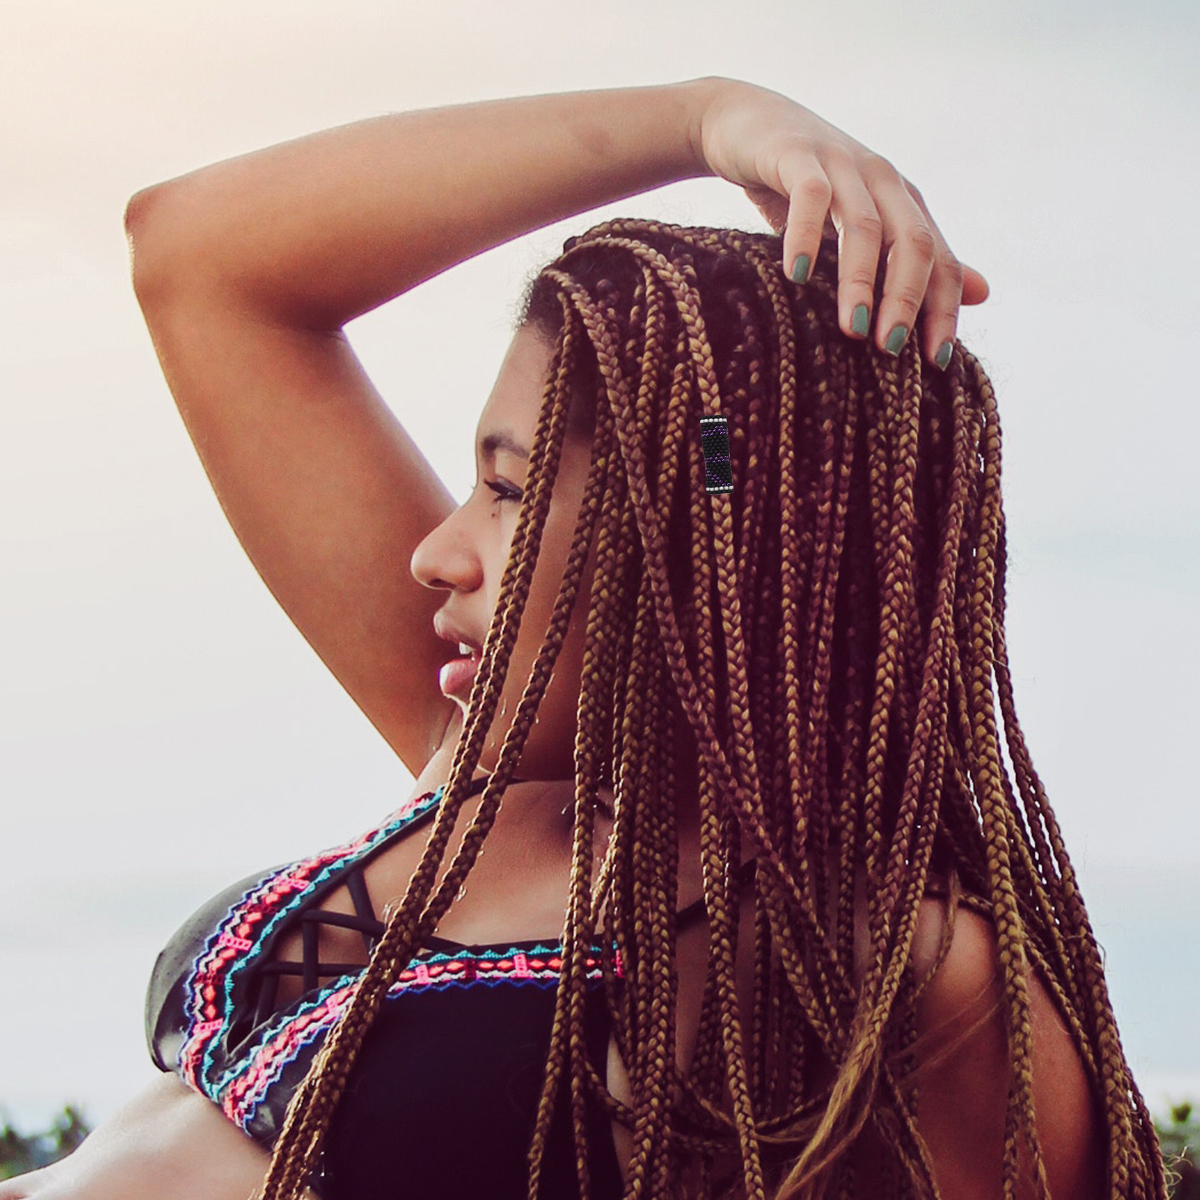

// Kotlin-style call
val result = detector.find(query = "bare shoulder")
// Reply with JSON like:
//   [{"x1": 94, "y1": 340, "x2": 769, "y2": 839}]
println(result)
[{"x1": 905, "y1": 891, "x2": 1107, "y2": 1200}]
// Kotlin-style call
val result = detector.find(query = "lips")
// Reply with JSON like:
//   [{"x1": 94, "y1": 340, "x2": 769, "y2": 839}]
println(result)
[
  {"x1": 439, "y1": 654, "x2": 480, "y2": 698},
  {"x1": 433, "y1": 615, "x2": 483, "y2": 657},
  {"x1": 434, "y1": 615, "x2": 483, "y2": 698}
]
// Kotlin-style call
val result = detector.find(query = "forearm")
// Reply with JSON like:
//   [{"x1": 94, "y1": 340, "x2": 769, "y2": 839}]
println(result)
[
  {"x1": 125, "y1": 78, "x2": 719, "y2": 328},
  {"x1": 0, "y1": 1074, "x2": 317, "y2": 1200}
]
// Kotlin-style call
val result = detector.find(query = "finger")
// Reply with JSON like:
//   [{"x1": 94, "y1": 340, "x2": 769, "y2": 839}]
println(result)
[
  {"x1": 902, "y1": 183, "x2": 985, "y2": 366},
  {"x1": 917, "y1": 242, "x2": 964, "y2": 369},
  {"x1": 902, "y1": 182, "x2": 988, "y2": 360},
  {"x1": 961, "y1": 264, "x2": 990, "y2": 305},
  {"x1": 865, "y1": 168, "x2": 938, "y2": 361},
  {"x1": 822, "y1": 152, "x2": 885, "y2": 340},
  {"x1": 898, "y1": 193, "x2": 963, "y2": 368},
  {"x1": 776, "y1": 153, "x2": 833, "y2": 289}
]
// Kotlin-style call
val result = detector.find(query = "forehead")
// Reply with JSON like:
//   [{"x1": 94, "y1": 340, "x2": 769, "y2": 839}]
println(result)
[{"x1": 475, "y1": 327, "x2": 554, "y2": 453}]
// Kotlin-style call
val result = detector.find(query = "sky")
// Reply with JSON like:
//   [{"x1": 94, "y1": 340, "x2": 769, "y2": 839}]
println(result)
[{"x1": 2, "y1": 0, "x2": 1198, "y2": 1131}]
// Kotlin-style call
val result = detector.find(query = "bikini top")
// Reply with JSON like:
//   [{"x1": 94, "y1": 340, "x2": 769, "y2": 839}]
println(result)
[{"x1": 145, "y1": 775, "x2": 753, "y2": 1200}]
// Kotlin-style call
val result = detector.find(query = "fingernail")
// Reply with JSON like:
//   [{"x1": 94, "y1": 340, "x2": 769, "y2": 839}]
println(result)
[
  {"x1": 885, "y1": 324, "x2": 909, "y2": 356},
  {"x1": 851, "y1": 304, "x2": 870, "y2": 336},
  {"x1": 791, "y1": 254, "x2": 811, "y2": 285},
  {"x1": 935, "y1": 340, "x2": 953, "y2": 371}
]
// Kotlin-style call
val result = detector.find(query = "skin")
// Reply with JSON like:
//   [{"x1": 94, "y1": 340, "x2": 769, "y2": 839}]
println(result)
[
  {"x1": 408, "y1": 323, "x2": 615, "y2": 783},
  {"x1": 119, "y1": 75, "x2": 989, "y2": 793},
  {"x1": 4, "y1": 76, "x2": 1108, "y2": 1200},
  {"x1": 407, "y1": 322, "x2": 703, "y2": 805}
]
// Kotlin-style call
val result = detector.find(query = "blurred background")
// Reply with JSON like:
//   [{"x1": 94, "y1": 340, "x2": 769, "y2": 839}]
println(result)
[{"x1": 2, "y1": 0, "x2": 1197, "y2": 1135}]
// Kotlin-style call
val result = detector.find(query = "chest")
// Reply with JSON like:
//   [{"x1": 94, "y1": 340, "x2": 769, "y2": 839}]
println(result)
[
  {"x1": 248, "y1": 773, "x2": 944, "y2": 1193},
  {"x1": 268, "y1": 772, "x2": 604, "y2": 1009}
]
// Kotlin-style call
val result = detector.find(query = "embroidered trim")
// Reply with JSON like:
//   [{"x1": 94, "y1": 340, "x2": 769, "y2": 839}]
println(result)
[
  {"x1": 174, "y1": 785, "x2": 624, "y2": 1132},
  {"x1": 215, "y1": 943, "x2": 618, "y2": 1130},
  {"x1": 178, "y1": 787, "x2": 444, "y2": 1092}
]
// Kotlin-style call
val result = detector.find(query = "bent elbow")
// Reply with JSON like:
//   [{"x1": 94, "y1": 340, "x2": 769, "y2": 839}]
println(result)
[
  {"x1": 125, "y1": 183, "x2": 172, "y2": 313},
  {"x1": 123, "y1": 182, "x2": 161, "y2": 243},
  {"x1": 123, "y1": 180, "x2": 209, "y2": 315}
]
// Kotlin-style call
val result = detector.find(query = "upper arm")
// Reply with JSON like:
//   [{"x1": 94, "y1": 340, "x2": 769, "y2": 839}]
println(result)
[
  {"x1": 909, "y1": 900, "x2": 1107, "y2": 1200},
  {"x1": 128, "y1": 187, "x2": 459, "y2": 778}
]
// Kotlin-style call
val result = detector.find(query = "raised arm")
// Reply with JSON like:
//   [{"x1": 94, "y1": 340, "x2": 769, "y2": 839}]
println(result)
[{"x1": 124, "y1": 77, "x2": 986, "y2": 778}]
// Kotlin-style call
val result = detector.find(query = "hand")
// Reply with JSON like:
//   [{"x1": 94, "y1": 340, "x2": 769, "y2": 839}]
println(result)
[
  {"x1": 693, "y1": 77, "x2": 989, "y2": 368},
  {"x1": 0, "y1": 1075, "x2": 316, "y2": 1200}
]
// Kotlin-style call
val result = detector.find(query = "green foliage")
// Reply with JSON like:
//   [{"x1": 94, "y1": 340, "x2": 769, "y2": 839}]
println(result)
[
  {"x1": 1, "y1": 1097, "x2": 1198, "y2": 1191},
  {"x1": 1157, "y1": 1101, "x2": 1200, "y2": 1200},
  {"x1": 0, "y1": 1107, "x2": 91, "y2": 1181}
]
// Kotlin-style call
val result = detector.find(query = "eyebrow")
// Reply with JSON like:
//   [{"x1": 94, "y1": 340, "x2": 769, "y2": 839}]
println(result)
[{"x1": 479, "y1": 429, "x2": 530, "y2": 462}]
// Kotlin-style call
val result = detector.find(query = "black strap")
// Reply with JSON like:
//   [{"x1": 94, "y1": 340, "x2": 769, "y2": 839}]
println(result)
[
  {"x1": 257, "y1": 772, "x2": 519, "y2": 997},
  {"x1": 674, "y1": 857, "x2": 759, "y2": 932},
  {"x1": 255, "y1": 773, "x2": 753, "y2": 1002}
]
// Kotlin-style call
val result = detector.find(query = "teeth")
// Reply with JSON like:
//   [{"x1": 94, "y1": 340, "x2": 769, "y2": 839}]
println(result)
[{"x1": 459, "y1": 642, "x2": 474, "y2": 657}]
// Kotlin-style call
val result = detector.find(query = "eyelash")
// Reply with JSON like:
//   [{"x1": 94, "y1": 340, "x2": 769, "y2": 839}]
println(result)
[{"x1": 484, "y1": 481, "x2": 522, "y2": 508}]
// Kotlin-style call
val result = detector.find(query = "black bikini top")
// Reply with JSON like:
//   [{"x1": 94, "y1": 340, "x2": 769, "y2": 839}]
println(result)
[{"x1": 145, "y1": 775, "x2": 755, "y2": 1200}]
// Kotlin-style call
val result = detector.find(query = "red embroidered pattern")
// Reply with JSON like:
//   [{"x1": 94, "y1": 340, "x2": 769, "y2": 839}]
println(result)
[
  {"x1": 217, "y1": 942, "x2": 620, "y2": 1129},
  {"x1": 178, "y1": 788, "x2": 443, "y2": 1092},
  {"x1": 174, "y1": 786, "x2": 623, "y2": 1132}
]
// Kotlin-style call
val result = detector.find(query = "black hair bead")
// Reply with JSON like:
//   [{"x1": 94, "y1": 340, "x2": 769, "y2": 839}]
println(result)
[{"x1": 700, "y1": 415, "x2": 734, "y2": 495}]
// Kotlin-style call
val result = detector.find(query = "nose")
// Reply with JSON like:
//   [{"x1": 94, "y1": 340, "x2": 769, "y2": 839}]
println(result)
[{"x1": 410, "y1": 507, "x2": 484, "y2": 593}]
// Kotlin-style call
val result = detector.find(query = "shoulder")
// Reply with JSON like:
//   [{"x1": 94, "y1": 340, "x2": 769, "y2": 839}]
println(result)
[
  {"x1": 145, "y1": 865, "x2": 280, "y2": 1070},
  {"x1": 904, "y1": 890, "x2": 1107, "y2": 1200}
]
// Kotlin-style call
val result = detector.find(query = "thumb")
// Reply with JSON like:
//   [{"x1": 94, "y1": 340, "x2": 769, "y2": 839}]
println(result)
[{"x1": 743, "y1": 185, "x2": 789, "y2": 236}]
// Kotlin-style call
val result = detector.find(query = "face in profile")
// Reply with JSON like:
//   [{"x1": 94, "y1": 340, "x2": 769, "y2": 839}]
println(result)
[{"x1": 410, "y1": 324, "x2": 604, "y2": 783}]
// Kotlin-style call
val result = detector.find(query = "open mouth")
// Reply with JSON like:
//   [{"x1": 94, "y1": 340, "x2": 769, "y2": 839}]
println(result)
[{"x1": 439, "y1": 650, "x2": 481, "y2": 697}]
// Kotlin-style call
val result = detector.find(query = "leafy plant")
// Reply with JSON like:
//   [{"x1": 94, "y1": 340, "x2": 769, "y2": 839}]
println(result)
[
  {"x1": 1157, "y1": 1101, "x2": 1200, "y2": 1200},
  {"x1": 0, "y1": 1107, "x2": 90, "y2": 1181}
]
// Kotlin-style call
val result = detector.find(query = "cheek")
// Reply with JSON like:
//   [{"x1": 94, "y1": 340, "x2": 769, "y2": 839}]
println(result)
[
  {"x1": 512, "y1": 536, "x2": 594, "y2": 707},
  {"x1": 517, "y1": 491, "x2": 587, "y2": 631}
]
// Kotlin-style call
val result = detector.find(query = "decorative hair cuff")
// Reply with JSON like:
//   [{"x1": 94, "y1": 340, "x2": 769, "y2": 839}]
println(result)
[{"x1": 700, "y1": 415, "x2": 734, "y2": 495}]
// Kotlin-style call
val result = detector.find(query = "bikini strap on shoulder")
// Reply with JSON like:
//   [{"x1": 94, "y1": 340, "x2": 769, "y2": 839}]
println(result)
[{"x1": 674, "y1": 857, "x2": 758, "y2": 932}]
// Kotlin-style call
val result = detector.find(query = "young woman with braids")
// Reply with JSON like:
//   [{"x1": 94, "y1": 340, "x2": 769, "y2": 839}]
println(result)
[{"x1": 2, "y1": 77, "x2": 1165, "y2": 1200}]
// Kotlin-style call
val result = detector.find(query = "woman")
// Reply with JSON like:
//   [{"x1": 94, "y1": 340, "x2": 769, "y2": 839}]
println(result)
[{"x1": 1, "y1": 77, "x2": 1163, "y2": 1199}]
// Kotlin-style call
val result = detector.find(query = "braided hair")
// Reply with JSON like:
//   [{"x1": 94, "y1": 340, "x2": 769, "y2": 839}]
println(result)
[{"x1": 255, "y1": 220, "x2": 1165, "y2": 1200}]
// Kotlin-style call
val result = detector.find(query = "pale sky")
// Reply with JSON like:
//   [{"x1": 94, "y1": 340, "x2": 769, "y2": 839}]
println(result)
[{"x1": 2, "y1": 0, "x2": 1198, "y2": 1127}]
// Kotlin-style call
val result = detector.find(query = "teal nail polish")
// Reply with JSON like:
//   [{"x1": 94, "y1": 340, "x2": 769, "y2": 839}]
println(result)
[
  {"x1": 885, "y1": 324, "x2": 909, "y2": 356},
  {"x1": 851, "y1": 304, "x2": 870, "y2": 336},
  {"x1": 935, "y1": 340, "x2": 953, "y2": 371},
  {"x1": 791, "y1": 254, "x2": 810, "y2": 285}
]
